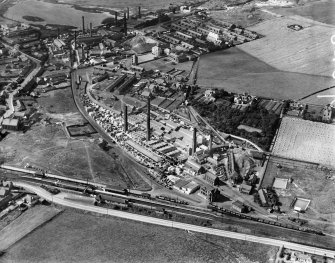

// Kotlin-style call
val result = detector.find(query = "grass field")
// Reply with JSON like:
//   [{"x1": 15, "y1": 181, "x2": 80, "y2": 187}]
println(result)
[
  {"x1": 262, "y1": 159, "x2": 335, "y2": 234},
  {"x1": 1, "y1": 209, "x2": 278, "y2": 263},
  {"x1": 0, "y1": 205, "x2": 62, "y2": 251},
  {"x1": 270, "y1": 0, "x2": 335, "y2": 25},
  {"x1": 196, "y1": 48, "x2": 332, "y2": 101},
  {"x1": 239, "y1": 16, "x2": 334, "y2": 77}
]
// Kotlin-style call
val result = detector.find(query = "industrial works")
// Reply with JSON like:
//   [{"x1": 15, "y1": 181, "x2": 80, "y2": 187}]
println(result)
[{"x1": 0, "y1": 0, "x2": 335, "y2": 262}]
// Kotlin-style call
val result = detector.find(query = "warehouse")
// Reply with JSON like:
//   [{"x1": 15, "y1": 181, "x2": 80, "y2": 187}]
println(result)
[{"x1": 126, "y1": 140, "x2": 162, "y2": 162}]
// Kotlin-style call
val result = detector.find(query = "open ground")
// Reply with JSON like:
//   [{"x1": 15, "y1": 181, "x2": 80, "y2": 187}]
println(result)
[
  {"x1": 0, "y1": 86, "x2": 150, "y2": 190},
  {"x1": 1, "y1": 209, "x2": 278, "y2": 263},
  {"x1": 268, "y1": 0, "x2": 335, "y2": 25},
  {"x1": 262, "y1": 160, "x2": 335, "y2": 235}
]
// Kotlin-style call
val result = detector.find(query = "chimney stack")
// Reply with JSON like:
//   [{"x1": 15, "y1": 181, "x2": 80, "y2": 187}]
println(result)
[
  {"x1": 82, "y1": 16, "x2": 85, "y2": 34},
  {"x1": 74, "y1": 31, "x2": 77, "y2": 49},
  {"x1": 147, "y1": 97, "x2": 151, "y2": 141},
  {"x1": 90, "y1": 22, "x2": 92, "y2": 37},
  {"x1": 124, "y1": 104, "x2": 128, "y2": 132},
  {"x1": 115, "y1": 12, "x2": 118, "y2": 25},
  {"x1": 127, "y1": 7, "x2": 130, "y2": 20},
  {"x1": 192, "y1": 127, "x2": 197, "y2": 155},
  {"x1": 209, "y1": 133, "x2": 213, "y2": 155},
  {"x1": 138, "y1": 6, "x2": 141, "y2": 18},
  {"x1": 124, "y1": 11, "x2": 127, "y2": 36},
  {"x1": 81, "y1": 44, "x2": 85, "y2": 60},
  {"x1": 57, "y1": 28, "x2": 60, "y2": 38}
]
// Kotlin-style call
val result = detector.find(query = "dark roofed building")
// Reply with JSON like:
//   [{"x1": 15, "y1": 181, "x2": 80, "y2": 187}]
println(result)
[
  {"x1": 203, "y1": 172, "x2": 220, "y2": 186},
  {"x1": 232, "y1": 200, "x2": 246, "y2": 213},
  {"x1": 239, "y1": 182, "x2": 252, "y2": 195}
]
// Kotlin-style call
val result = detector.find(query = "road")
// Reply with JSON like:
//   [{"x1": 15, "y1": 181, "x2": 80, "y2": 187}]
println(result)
[{"x1": 14, "y1": 181, "x2": 335, "y2": 258}]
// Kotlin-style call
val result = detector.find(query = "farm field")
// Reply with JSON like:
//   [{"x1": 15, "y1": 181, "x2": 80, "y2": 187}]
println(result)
[
  {"x1": 269, "y1": 0, "x2": 335, "y2": 25},
  {"x1": 196, "y1": 48, "x2": 332, "y2": 101},
  {"x1": 1, "y1": 209, "x2": 278, "y2": 263},
  {"x1": 0, "y1": 205, "x2": 62, "y2": 251},
  {"x1": 272, "y1": 117, "x2": 335, "y2": 166},
  {"x1": 262, "y1": 159, "x2": 335, "y2": 234},
  {"x1": 239, "y1": 16, "x2": 334, "y2": 77},
  {"x1": 300, "y1": 86, "x2": 335, "y2": 105}
]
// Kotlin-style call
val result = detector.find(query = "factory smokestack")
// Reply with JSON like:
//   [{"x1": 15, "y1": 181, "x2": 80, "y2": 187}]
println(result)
[
  {"x1": 192, "y1": 127, "x2": 197, "y2": 155},
  {"x1": 209, "y1": 133, "x2": 213, "y2": 155},
  {"x1": 124, "y1": 11, "x2": 127, "y2": 36},
  {"x1": 147, "y1": 97, "x2": 151, "y2": 141},
  {"x1": 81, "y1": 44, "x2": 85, "y2": 60},
  {"x1": 82, "y1": 16, "x2": 85, "y2": 34},
  {"x1": 138, "y1": 6, "x2": 141, "y2": 18},
  {"x1": 124, "y1": 104, "x2": 128, "y2": 132},
  {"x1": 115, "y1": 12, "x2": 118, "y2": 25},
  {"x1": 74, "y1": 31, "x2": 77, "y2": 49},
  {"x1": 127, "y1": 7, "x2": 130, "y2": 20},
  {"x1": 90, "y1": 22, "x2": 92, "y2": 37}
]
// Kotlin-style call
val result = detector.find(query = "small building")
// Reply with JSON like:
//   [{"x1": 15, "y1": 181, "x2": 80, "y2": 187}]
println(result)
[
  {"x1": 168, "y1": 52, "x2": 188, "y2": 63},
  {"x1": 322, "y1": 104, "x2": 332, "y2": 122},
  {"x1": 0, "y1": 187, "x2": 10, "y2": 197},
  {"x1": 203, "y1": 172, "x2": 220, "y2": 186},
  {"x1": 232, "y1": 200, "x2": 246, "y2": 213},
  {"x1": 181, "y1": 181, "x2": 200, "y2": 195},
  {"x1": 152, "y1": 45, "x2": 162, "y2": 58},
  {"x1": 198, "y1": 186, "x2": 221, "y2": 202},
  {"x1": 2, "y1": 118, "x2": 20, "y2": 131},
  {"x1": 239, "y1": 182, "x2": 252, "y2": 195}
]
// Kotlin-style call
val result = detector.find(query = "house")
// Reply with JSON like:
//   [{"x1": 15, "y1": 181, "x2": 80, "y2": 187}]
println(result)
[
  {"x1": 239, "y1": 182, "x2": 252, "y2": 195},
  {"x1": 168, "y1": 52, "x2": 188, "y2": 63},
  {"x1": 322, "y1": 104, "x2": 332, "y2": 122},
  {"x1": 203, "y1": 172, "x2": 220, "y2": 186},
  {"x1": 232, "y1": 200, "x2": 246, "y2": 213}
]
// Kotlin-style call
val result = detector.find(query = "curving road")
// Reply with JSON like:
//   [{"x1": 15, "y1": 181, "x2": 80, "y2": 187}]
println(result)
[{"x1": 15, "y1": 182, "x2": 335, "y2": 259}]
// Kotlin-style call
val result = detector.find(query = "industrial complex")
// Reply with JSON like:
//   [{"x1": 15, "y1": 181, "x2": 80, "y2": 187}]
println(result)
[{"x1": 0, "y1": 0, "x2": 335, "y2": 262}]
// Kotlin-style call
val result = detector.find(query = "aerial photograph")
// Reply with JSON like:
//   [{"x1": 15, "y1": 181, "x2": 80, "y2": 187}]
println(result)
[{"x1": 0, "y1": 0, "x2": 334, "y2": 262}]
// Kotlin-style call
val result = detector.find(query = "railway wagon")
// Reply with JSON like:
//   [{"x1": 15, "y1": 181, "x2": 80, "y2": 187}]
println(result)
[{"x1": 97, "y1": 194, "x2": 128, "y2": 204}]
